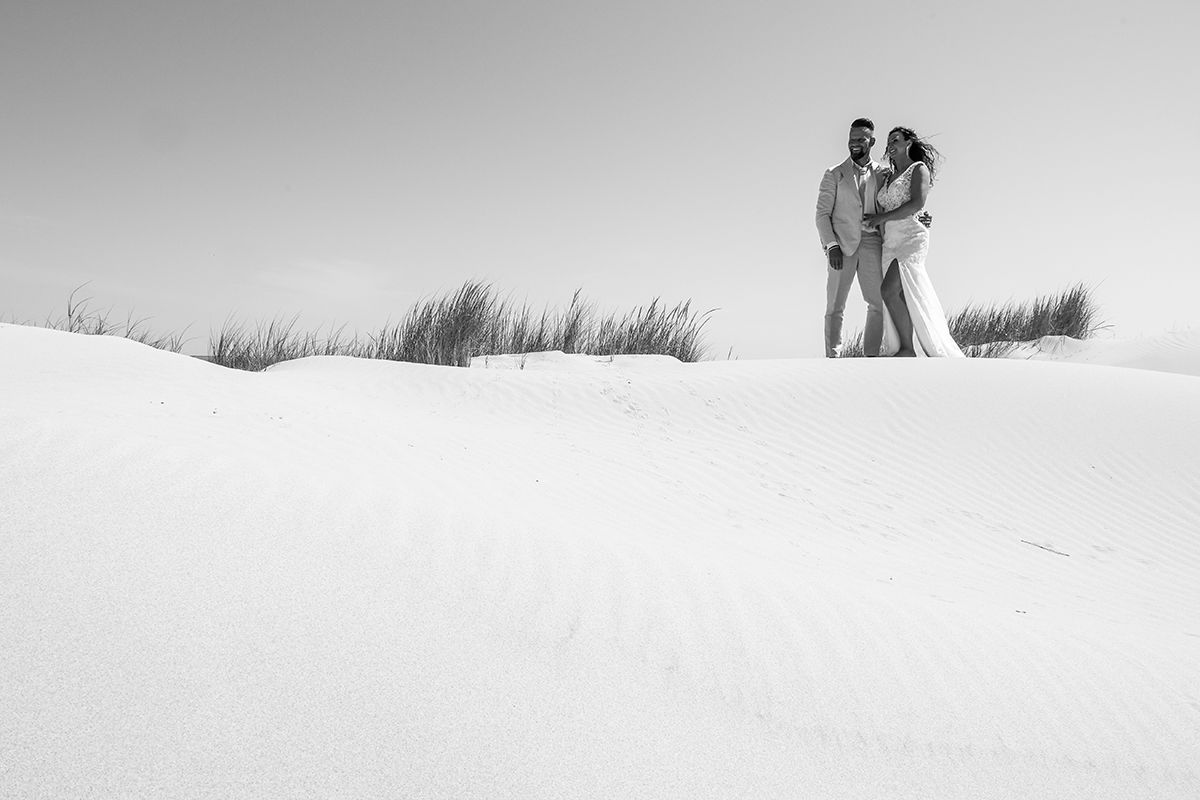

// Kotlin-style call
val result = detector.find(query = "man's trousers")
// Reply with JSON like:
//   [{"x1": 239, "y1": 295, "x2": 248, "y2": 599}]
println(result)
[{"x1": 824, "y1": 231, "x2": 884, "y2": 357}]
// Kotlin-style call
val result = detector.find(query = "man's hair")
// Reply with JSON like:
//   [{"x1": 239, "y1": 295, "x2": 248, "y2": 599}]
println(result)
[{"x1": 850, "y1": 117, "x2": 874, "y2": 131}]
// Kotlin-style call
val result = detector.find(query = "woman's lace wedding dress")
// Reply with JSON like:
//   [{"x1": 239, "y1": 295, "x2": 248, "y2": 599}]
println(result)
[{"x1": 877, "y1": 163, "x2": 964, "y2": 358}]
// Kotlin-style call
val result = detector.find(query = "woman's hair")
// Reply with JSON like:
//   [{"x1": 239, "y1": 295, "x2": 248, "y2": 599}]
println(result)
[{"x1": 889, "y1": 126, "x2": 942, "y2": 182}]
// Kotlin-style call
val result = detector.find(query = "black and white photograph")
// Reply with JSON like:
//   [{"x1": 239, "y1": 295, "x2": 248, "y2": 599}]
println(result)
[{"x1": 3, "y1": 1, "x2": 1198, "y2": 797}]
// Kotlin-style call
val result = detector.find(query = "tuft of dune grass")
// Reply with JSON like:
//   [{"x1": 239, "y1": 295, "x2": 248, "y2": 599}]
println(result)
[
  {"x1": 210, "y1": 316, "x2": 355, "y2": 373},
  {"x1": 28, "y1": 284, "x2": 193, "y2": 353},
  {"x1": 214, "y1": 281, "x2": 713, "y2": 370},
  {"x1": 839, "y1": 283, "x2": 1105, "y2": 358}
]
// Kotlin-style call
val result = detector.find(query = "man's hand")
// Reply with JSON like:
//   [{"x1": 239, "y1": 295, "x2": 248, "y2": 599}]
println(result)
[
  {"x1": 827, "y1": 245, "x2": 843, "y2": 270},
  {"x1": 918, "y1": 210, "x2": 933, "y2": 229}
]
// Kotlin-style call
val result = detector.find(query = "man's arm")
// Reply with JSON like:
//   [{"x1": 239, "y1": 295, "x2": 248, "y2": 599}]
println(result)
[
  {"x1": 815, "y1": 169, "x2": 843, "y2": 269},
  {"x1": 815, "y1": 168, "x2": 838, "y2": 251}
]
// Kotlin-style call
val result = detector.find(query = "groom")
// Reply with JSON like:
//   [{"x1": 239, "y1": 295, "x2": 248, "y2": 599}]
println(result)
[{"x1": 815, "y1": 117, "x2": 887, "y2": 358}]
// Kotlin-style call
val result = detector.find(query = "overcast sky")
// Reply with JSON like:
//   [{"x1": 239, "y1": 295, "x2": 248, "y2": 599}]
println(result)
[{"x1": 3, "y1": 0, "x2": 1198, "y2": 358}]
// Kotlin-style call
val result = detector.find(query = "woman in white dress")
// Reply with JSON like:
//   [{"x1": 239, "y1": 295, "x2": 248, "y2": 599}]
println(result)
[{"x1": 864, "y1": 127, "x2": 963, "y2": 358}]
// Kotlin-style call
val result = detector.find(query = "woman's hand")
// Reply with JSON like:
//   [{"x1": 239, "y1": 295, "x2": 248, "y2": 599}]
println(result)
[{"x1": 863, "y1": 212, "x2": 888, "y2": 230}]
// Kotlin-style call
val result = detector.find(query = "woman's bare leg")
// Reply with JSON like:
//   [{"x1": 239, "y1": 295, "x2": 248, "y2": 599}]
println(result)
[{"x1": 881, "y1": 259, "x2": 916, "y2": 356}]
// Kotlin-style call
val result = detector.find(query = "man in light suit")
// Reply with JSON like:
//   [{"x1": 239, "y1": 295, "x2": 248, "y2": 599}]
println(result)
[{"x1": 815, "y1": 117, "x2": 887, "y2": 357}]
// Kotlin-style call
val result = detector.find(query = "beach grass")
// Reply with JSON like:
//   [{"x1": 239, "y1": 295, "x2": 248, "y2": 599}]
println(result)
[
  {"x1": 208, "y1": 282, "x2": 713, "y2": 370},
  {"x1": 20, "y1": 281, "x2": 706, "y2": 370},
  {"x1": 29, "y1": 285, "x2": 194, "y2": 353},
  {"x1": 839, "y1": 282, "x2": 1104, "y2": 358},
  {"x1": 349, "y1": 283, "x2": 711, "y2": 368}
]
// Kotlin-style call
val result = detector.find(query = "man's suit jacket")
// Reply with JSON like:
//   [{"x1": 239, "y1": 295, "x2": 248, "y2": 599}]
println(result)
[{"x1": 815, "y1": 157, "x2": 888, "y2": 258}]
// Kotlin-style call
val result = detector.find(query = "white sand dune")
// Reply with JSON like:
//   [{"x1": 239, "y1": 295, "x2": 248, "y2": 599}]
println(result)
[
  {"x1": 3, "y1": 322, "x2": 1199, "y2": 799},
  {"x1": 1005, "y1": 329, "x2": 1200, "y2": 377}
]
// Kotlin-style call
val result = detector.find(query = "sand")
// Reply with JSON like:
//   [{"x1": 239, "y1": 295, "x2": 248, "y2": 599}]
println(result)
[
  {"x1": 3, "y1": 323, "x2": 1198, "y2": 798},
  {"x1": 1006, "y1": 329, "x2": 1200, "y2": 377}
]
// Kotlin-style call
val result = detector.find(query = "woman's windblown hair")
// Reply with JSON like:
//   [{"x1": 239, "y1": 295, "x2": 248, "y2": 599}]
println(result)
[{"x1": 890, "y1": 126, "x2": 943, "y2": 182}]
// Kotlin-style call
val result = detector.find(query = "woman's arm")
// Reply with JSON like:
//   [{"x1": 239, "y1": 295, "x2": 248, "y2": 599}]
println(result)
[{"x1": 866, "y1": 163, "x2": 930, "y2": 225}]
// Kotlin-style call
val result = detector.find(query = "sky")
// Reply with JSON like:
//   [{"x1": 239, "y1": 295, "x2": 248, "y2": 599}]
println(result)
[{"x1": 3, "y1": 0, "x2": 1199, "y2": 358}]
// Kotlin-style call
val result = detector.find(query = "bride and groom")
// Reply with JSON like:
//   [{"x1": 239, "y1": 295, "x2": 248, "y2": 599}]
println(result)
[{"x1": 816, "y1": 117, "x2": 963, "y2": 358}]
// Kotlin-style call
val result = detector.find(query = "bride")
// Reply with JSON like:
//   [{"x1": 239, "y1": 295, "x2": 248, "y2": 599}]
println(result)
[{"x1": 864, "y1": 127, "x2": 963, "y2": 358}]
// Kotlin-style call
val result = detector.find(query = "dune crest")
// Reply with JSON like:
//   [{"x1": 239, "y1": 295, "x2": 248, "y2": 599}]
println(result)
[{"x1": 1005, "y1": 329, "x2": 1200, "y2": 376}]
